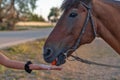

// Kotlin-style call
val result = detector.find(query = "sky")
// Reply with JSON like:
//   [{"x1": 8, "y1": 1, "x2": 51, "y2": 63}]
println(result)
[
  {"x1": 34, "y1": 0, "x2": 63, "y2": 20},
  {"x1": 34, "y1": 0, "x2": 120, "y2": 20}
]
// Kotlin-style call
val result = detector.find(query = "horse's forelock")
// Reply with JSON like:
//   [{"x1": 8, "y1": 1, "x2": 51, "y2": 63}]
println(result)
[
  {"x1": 61, "y1": 0, "x2": 80, "y2": 11},
  {"x1": 60, "y1": 0, "x2": 92, "y2": 11}
]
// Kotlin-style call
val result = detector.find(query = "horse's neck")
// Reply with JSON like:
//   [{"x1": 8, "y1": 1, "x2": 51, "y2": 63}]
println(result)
[{"x1": 93, "y1": 0, "x2": 120, "y2": 54}]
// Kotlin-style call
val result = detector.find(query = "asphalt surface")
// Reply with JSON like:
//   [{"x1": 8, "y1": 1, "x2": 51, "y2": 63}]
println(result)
[{"x1": 0, "y1": 28, "x2": 53, "y2": 49}]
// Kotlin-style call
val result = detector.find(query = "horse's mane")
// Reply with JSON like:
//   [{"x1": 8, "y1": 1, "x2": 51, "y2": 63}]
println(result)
[
  {"x1": 61, "y1": 0, "x2": 120, "y2": 11},
  {"x1": 104, "y1": 0, "x2": 120, "y2": 12},
  {"x1": 104, "y1": 0, "x2": 120, "y2": 5}
]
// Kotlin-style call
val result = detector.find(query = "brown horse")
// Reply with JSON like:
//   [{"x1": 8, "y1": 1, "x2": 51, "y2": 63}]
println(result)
[{"x1": 43, "y1": 0, "x2": 120, "y2": 66}]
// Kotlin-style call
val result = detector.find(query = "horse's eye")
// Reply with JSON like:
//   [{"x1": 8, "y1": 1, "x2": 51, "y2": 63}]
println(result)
[{"x1": 69, "y1": 12, "x2": 78, "y2": 18}]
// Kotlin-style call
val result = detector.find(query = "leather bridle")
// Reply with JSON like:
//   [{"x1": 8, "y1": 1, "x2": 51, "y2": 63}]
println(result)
[
  {"x1": 63, "y1": 1, "x2": 97, "y2": 58},
  {"x1": 61, "y1": 1, "x2": 120, "y2": 69}
]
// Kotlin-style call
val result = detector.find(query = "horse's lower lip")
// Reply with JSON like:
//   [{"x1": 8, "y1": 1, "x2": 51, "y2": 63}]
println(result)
[{"x1": 55, "y1": 54, "x2": 66, "y2": 66}]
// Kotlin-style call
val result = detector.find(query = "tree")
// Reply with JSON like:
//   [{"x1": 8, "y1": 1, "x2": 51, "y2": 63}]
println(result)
[
  {"x1": 0, "y1": 0, "x2": 37, "y2": 30},
  {"x1": 28, "y1": 13, "x2": 45, "y2": 22},
  {"x1": 48, "y1": 7, "x2": 60, "y2": 23}
]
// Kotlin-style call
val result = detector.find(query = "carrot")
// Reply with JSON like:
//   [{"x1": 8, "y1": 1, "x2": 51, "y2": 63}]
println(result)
[{"x1": 51, "y1": 60, "x2": 57, "y2": 65}]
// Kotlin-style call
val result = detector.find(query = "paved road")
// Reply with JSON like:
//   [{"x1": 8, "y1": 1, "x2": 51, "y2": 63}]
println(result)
[{"x1": 0, "y1": 28, "x2": 53, "y2": 49}]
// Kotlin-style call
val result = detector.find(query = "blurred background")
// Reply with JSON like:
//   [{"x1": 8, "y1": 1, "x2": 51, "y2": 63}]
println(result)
[
  {"x1": 0, "y1": 0, "x2": 120, "y2": 80},
  {"x1": 0, "y1": 0, "x2": 63, "y2": 30}
]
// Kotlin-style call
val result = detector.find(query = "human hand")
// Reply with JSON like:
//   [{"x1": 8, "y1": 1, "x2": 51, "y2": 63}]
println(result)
[
  {"x1": 30, "y1": 64, "x2": 62, "y2": 70},
  {"x1": 40, "y1": 64, "x2": 62, "y2": 70}
]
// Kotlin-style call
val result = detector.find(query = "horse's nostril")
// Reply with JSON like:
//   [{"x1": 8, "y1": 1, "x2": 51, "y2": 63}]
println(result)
[{"x1": 44, "y1": 48, "x2": 53, "y2": 58}]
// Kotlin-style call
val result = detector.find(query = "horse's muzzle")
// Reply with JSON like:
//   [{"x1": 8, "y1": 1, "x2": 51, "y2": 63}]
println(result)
[
  {"x1": 44, "y1": 48, "x2": 53, "y2": 59},
  {"x1": 43, "y1": 47, "x2": 66, "y2": 66}
]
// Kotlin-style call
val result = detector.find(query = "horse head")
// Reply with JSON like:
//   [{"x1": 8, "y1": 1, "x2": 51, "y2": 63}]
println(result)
[{"x1": 43, "y1": 0, "x2": 97, "y2": 66}]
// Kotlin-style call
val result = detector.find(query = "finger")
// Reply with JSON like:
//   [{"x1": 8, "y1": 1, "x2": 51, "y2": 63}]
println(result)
[
  {"x1": 41, "y1": 67, "x2": 62, "y2": 70},
  {"x1": 50, "y1": 66, "x2": 62, "y2": 70},
  {"x1": 39, "y1": 64, "x2": 62, "y2": 70},
  {"x1": 41, "y1": 66, "x2": 62, "y2": 70}
]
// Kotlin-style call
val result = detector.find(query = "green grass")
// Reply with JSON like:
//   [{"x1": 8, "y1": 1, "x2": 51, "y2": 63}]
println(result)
[
  {"x1": 15, "y1": 25, "x2": 53, "y2": 31},
  {"x1": 1, "y1": 39, "x2": 73, "y2": 80},
  {"x1": 0, "y1": 25, "x2": 53, "y2": 31}
]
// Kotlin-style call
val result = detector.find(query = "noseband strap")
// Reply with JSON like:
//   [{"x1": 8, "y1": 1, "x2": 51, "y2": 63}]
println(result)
[{"x1": 64, "y1": 1, "x2": 97, "y2": 57}]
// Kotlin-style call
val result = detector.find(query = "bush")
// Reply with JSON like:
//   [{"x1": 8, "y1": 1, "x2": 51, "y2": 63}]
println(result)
[
  {"x1": 0, "y1": 23, "x2": 8, "y2": 30},
  {"x1": 28, "y1": 14, "x2": 45, "y2": 22}
]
